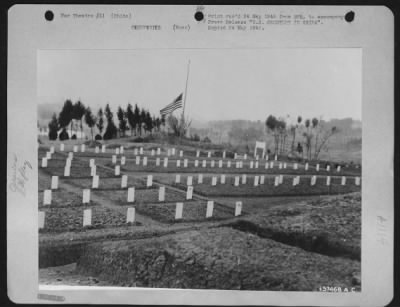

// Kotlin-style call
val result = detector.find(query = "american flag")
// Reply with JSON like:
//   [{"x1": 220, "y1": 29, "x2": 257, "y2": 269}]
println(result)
[{"x1": 160, "y1": 93, "x2": 183, "y2": 116}]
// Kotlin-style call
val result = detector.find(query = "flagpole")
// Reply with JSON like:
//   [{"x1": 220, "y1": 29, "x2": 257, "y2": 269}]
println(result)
[{"x1": 182, "y1": 60, "x2": 190, "y2": 118}]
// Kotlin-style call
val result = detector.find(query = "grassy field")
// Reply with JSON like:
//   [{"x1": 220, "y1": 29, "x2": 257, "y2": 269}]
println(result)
[{"x1": 38, "y1": 138, "x2": 362, "y2": 290}]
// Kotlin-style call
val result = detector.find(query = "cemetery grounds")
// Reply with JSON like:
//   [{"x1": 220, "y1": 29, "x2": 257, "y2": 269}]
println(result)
[{"x1": 38, "y1": 139, "x2": 362, "y2": 291}]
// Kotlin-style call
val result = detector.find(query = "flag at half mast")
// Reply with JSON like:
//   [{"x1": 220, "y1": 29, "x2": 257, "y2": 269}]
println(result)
[{"x1": 160, "y1": 93, "x2": 183, "y2": 116}]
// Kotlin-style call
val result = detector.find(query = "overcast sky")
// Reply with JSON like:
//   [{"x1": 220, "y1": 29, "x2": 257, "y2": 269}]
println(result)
[{"x1": 38, "y1": 48, "x2": 361, "y2": 122}]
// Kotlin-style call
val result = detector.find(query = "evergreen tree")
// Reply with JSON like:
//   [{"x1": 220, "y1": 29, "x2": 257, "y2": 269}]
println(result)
[
  {"x1": 84, "y1": 107, "x2": 96, "y2": 140},
  {"x1": 103, "y1": 103, "x2": 117, "y2": 140},
  {"x1": 117, "y1": 106, "x2": 128, "y2": 137},
  {"x1": 133, "y1": 104, "x2": 141, "y2": 136},
  {"x1": 139, "y1": 108, "x2": 147, "y2": 135},
  {"x1": 72, "y1": 100, "x2": 86, "y2": 138},
  {"x1": 48, "y1": 113, "x2": 59, "y2": 140},
  {"x1": 58, "y1": 99, "x2": 74, "y2": 136},
  {"x1": 126, "y1": 103, "x2": 135, "y2": 136},
  {"x1": 96, "y1": 108, "x2": 104, "y2": 136}
]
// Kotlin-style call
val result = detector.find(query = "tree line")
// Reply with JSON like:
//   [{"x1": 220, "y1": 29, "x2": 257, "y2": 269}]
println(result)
[
  {"x1": 48, "y1": 99, "x2": 165, "y2": 141},
  {"x1": 265, "y1": 115, "x2": 337, "y2": 160}
]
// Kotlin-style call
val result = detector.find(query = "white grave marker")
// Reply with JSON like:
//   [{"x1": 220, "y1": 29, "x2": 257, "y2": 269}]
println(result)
[
  {"x1": 294, "y1": 163, "x2": 298, "y2": 170},
  {"x1": 147, "y1": 175, "x2": 153, "y2": 187},
  {"x1": 83, "y1": 209, "x2": 92, "y2": 226},
  {"x1": 46, "y1": 152, "x2": 51, "y2": 159},
  {"x1": 121, "y1": 156, "x2": 126, "y2": 165},
  {"x1": 140, "y1": 147, "x2": 143, "y2": 155},
  {"x1": 151, "y1": 149, "x2": 155, "y2": 156},
  {"x1": 218, "y1": 160, "x2": 223, "y2": 168},
  {"x1": 50, "y1": 146, "x2": 55, "y2": 153},
  {"x1": 90, "y1": 165, "x2": 96, "y2": 176},
  {"x1": 89, "y1": 159, "x2": 95, "y2": 167},
  {"x1": 116, "y1": 148, "x2": 120, "y2": 155},
  {"x1": 73, "y1": 145, "x2": 78, "y2": 153},
  {"x1": 143, "y1": 156, "x2": 148, "y2": 166},
  {"x1": 101, "y1": 145, "x2": 106, "y2": 153},
  {"x1": 283, "y1": 162, "x2": 287, "y2": 169},
  {"x1": 41, "y1": 158, "x2": 47, "y2": 168},
  {"x1": 172, "y1": 148, "x2": 176, "y2": 155},
  {"x1": 176, "y1": 160, "x2": 181, "y2": 167},
  {"x1": 186, "y1": 186, "x2": 193, "y2": 200},
  {"x1": 279, "y1": 174, "x2": 283, "y2": 184},
  {"x1": 163, "y1": 157, "x2": 168, "y2": 168},
  {"x1": 187, "y1": 176, "x2": 193, "y2": 186},
  {"x1": 126, "y1": 208, "x2": 135, "y2": 223},
  {"x1": 208, "y1": 152, "x2": 211, "y2": 158},
  {"x1": 92, "y1": 175, "x2": 99, "y2": 189},
  {"x1": 115, "y1": 165, "x2": 120, "y2": 176},
  {"x1": 235, "y1": 201, "x2": 242, "y2": 216},
  {"x1": 227, "y1": 161, "x2": 231, "y2": 168},
  {"x1": 250, "y1": 161, "x2": 254, "y2": 169},
  {"x1": 156, "y1": 157, "x2": 160, "y2": 166},
  {"x1": 255, "y1": 161, "x2": 259, "y2": 169},
  {"x1": 311, "y1": 176, "x2": 317, "y2": 186},
  {"x1": 305, "y1": 163, "x2": 309, "y2": 171},
  {"x1": 175, "y1": 174, "x2": 181, "y2": 183},
  {"x1": 194, "y1": 160, "x2": 199, "y2": 167},
  {"x1": 39, "y1": 211, "x2": 45, "y2": 229},
  {"x1": 136, "y1": 156, "x2": 140, "y2": 165},
  {"x1": 198, "y1": 174, "x2": 203, "y2": 184},
  {"x1": 64, "y1": 166, "x2": 70, "y2": 177},
  {"x1": 184, "y1": 159, "x2": 188, "y2": 167},
  {"x1": 201, "y1": 160, "x2": 206, "y2": 168},
  {"x1": 221, "y1": 174, "x2": 226, "y2": 184},
  {"x1": 206, "y1": 201, "x2": 214, "y2": 218},
  {"x1": 265, "y1": 162, "x2": 269, "y2": 169},
  {"x1": 51, "y1": 176, "x2": 58, "y2": 190},
  {"x1": 244, "y1": 154, "x2": 247, "y2": 160},
  {"x1": 127, "y1": 187, "x2": 135, "y2": 203},
  {"x1": 120, "y1": 146, "x2": 124, "y2": 154},
  {"x1": 236, "y1": 161, "x2": 240, "y2": 169},
  {"x1": 223, "y1": 151, "x2": 226, "y2": 159},
  {"x1": 112, "y1": 155, "x2": 117, "y2": 164},
  {"x1": 270, "y1": 162, "x2": 274, "y2": 168},
  {"x1": 337, "y1": 165, "x2": 341, "y2": 172},
  {"x1": 175, "y1": 203, "x2": 183, "y2": 219},
  {"x1": 260, "y1": 175, "x2": 265, "y2": 184},
  {"x1": 157, "y1": 148, "x2": 161, "y2": 155},
  {"x1": 134, "y1": 148, "x2": 138, "y2": 155},
  {"x1": 327, "y1": 165, "x2": 331, "y2": 171},
  {"x1": 121, "y1": 175, "x2": 128, "y2": 188},
  {"x1": 326, "y1": 176, "x2": 331, "y2": 186},
  {"x1": 211, "y1": 160, "x2": 215, "y2": 168},
  {"x1": 254, "y1": 176, "x2": 259, "y2": 186},
  {"x1": 274, "y1": 176, "x2": 279, "y2": 186},
  {"x1": 83, "y1": 189, "x2": 91, "y2": 204},
  {"x1": 158, "y1": 186, "x2": 165, "y2": 202},
  {"x1": 341, "y1": 176, "x2": 346, "y2": 185},
  {"x1": 196, "y1": 150, "x2": 200, "y2": 158},
  {"x1": 81, "y1": 144, "x2": 85, "y2": 152},
  {"x1": 43, "y1": 190, "x2": 52, "y2": 205},
  {"x1": 316, "y1": 164, "x2": 320, "y2": 172},
  {"x1": 211, "y1": 177, "x2": 217, "y2": 186},
  {"x1": 95, "y1": 146, "x2": 99, "y2": 154},
  {"x1": 355, "y1": 177, "x2": 361, "y2": 186},
  {"x1": 242, "y1": 174, "x2": 247, "y2": 184},
  {"x1": 234, "y1": 176, "x2": 240, "y2": 186},
  {"x1": 179, "y1": 150, "x2": 183, "y2": 157},
  {"x1": 60, "y1": 143, "x2": 64, "y2": 151}
]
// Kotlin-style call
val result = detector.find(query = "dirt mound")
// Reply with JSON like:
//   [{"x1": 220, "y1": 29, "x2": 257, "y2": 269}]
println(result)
[{"x1": 76, "y1": 227, "x2": 360, "y2": 290}]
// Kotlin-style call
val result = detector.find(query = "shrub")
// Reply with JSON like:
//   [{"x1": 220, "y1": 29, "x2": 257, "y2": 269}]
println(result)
[
  {"x1": 59, "y1": 129, "x2": 69, "y2": 141},
  {"x1": 95, "y1": 134, "x2": 102, "y2": 141},
  {"x1": 203, "y1": 136, "x2": 211, "y2": 143},
  {"x1": 71, "y1": 134, "x2": 77, "y2": 140},
  {"x1": 48, "y1": 130, "x2": 58, "y2": 141}
]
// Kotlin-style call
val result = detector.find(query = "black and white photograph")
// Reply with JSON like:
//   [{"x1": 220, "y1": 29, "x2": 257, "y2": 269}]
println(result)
[
  {"x1": 7, "y1": 4, "x2": 394, "y2": 305},
  {"x1": 37, "y1": 48, "x2": 362, "y2": 291}
]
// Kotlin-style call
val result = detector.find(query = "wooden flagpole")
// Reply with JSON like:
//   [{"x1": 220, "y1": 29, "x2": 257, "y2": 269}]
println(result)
[{"x1": 182, "y1": 60, "x2": 191, "y2": 118}]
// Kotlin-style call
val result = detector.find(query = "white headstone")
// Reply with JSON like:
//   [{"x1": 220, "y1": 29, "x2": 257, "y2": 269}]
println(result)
[
  {"x1": 223, "y1": 151, "x2": 226, "y2": 159},
  {"x1": 194, "y1": 160, "x2": 199, "y2": 167},
  {"x1": 221, "y1": 174, "x2": 226, "y2": 184},
  {"x1": 179, "y1": 150, "x2": 183, "y2": 157},
  {"x1": 260, "y1": 175, "x2": 265, "y2": 184},
  {"x1": 39, "y1": 211, "x2": 45, "y2": 229},
  {"x1": 146, "y1": 175, "x2": 153, "y2": 187},
  {"x1": 73, "y1": 145, "x2": 78, "y2": 153},
  {"x1": 172, "y1": 148, "x2": 176, "y2": 155},
  {"x1": 326, "y1": 176, "x2": 331, "y2": 186},
  {"x1": 242, "y1": 174, "x2": 247, "y2": 184},
  {"x1": 294, "y1": 163, "x2": 298, "y2": 170},
  {"x1": 187, "y1": 176, "x2": 193, "y2": 186},
  {"x1": 227, "y1": 161, "x2": 231, "y2": 168},
  {"x1": 236, "y1": 161, "x2": 240, "y2": 169},
  {"x1": 211, "y1": 160, "x2": 215, "y2": 168},
  {"x1": 316, "y1": 164, "x2": 320, "y2": 172},
  {"x1": 327, "y1": 165, "x2": 331, "y2": 172},
  {"x1": 140, "y1": 147, "x2": 143, "y2": 155},
  {"x1": 184, "y1": 159, "x2": 188, "y2": 168},
  {"x1": 211, "y1": 177, "x2": 217, "y2": 186},
  {"x1": 202, "y1": 160, "x2": 207, "y2": 168},
  {"x1": 151, "y1": 149, "x2": 155, "y2": 156},
  {"x1": 136, "y1": 156, "x2": 140, "y2": 165},
  {"x1": 156, "y1": 157, "x2": 160, "y2": 166},
  {"x1": 254, "y1": 175, "x2": 259, "y2": 186},
  {"x1": 311, "y1": 175, "x2": 316, "y2": 186},
  {"x1": 250, "y1": 161, "x2": 254, "y2": 169},
  {"x1": 175, "y1": 202, "x2": 183, "y2": 219},
  {"x1": 115, "y1": 165, "x2": 120, "y2": 176},
  {"x1": 270, "y1": 162, "x2": 274, "y2": 168},
  {"x1": 43, "y1": 190, "x2": 52, "y2": 205},
  {"x1": 341, "y1": 176, "x2": 346, "y2": 185},
  {"x1": 83, "y1": 189, "x2": 91, "y2": 204},
  {"x1": 41, "y1": 158, "x2": 47, "y2": 168},
  {"x1": 355, "y1": 177, "x2": 361, "y2": 186},
  {"x1": 157, "y1": 148, "x2": 161, "y2": 155},
  {"x1": 279, "y1": 163, "x2": 282, "y2": 170},
  {"x1": 51, "y1": 176, "x2": 58, "y2": 189},
  {"x1": 167, "y1": 149, "x2": 171, "y2": 156},
  {"x1": 143, "y1": 156, "x2": 148, "y2": 166},
  {"x1": 101, "y1": 145, "x2": 106, "y2": 153},
  {"x1": 198, "y1": 174, "x2": 203, "y2": 184},
  {"x1": 274, "y1": 176, "x2": 279, "y2": 186},
  {"x1": 46, "y1": 152, "x2": 51, "y2": 159},
  {"x1": 64, "y1": 166, "x2": 70, "y2": 177},
  {"x1": 163, "y1": 157, "x2": 168, "y2": 168},
  {"x1": 279, "y1": 174, "x2": 283, "y2": 184},
  {"x1": 95, "y1": 146, "x2": 99, "y2": 154},
  {"x1": 92, "y1": 175, "x2": 99, "y2": 189},
  {"x1": 126, "y1": 207, "x2": 135, "y2": 223},
  {"x1": 186, "y1": 186, "x2": 193, "y2": 200},
  {"x1": 206, "y1": 201, "x2": 214, "y2": 218},
  {"x1": 127, "y1": 187, "x2": 135, "y2": 203},
  {"x1": 196, "y1": 150, "x2": 200, "y2": 158},
  {"x1": 283, "y1": 162, "x2": 287, "y2": 169},
  {"x1": 83, "y1": 209, "x2": 92, "y2": 226},
  {"x1": 121, "y1": 175, "x2": 128, "y2": 188},
  {"x1": 112, "y1": 155, "x2": 117, "y2": 164},
  {"x1": 116, "y1": 148, "x2": 120, "y2": 155},
  {"x1": 218, "y1": 160, "x2": 223, "y2": 168},
  {"x1": 292, "y1": 177, "x2": 297, "y2": 186},
  {"x1": 120, "y1": 146, "x2": 124, "y2": 154},
  {"x1": 60, "y1": 143, "x2": 64, "y2": 151},
  {"x1": 265, "y1": 162, "x2": 269, "y2": 169},
  {"x1": 90, "y1": 165, "x2": 96, "y2": 176},
  {"x1": 81, "y1": 144, "x2": 85, "y2": 152},
  {"x1": 175, "y1": 174, "x2": 181, "y2": 183},
  {"x1": 176, "y1": 160, "x2": 181, "y2": 167},
  {"x1": 305, "y1": 163, "x2": 309, "y2": 171},
  {"x1": 235, "y1": 201, "x2": 242, "y2": 216},
  {"x1": 274, "y1": 155, "x2": 278, "y2": 161},
  {"x1": 119, "y1": 156, "x2": 125, "y2": 165},
  {"x1": 134, "y1": 148, "x2": 138, "y2": 155},
  {"x1": 234, "y1": 176, "x2": 240, "y2": 186},
  {"x1": 255, "y1": 161, "x2": 259, "y2": 169},
  {"x1": 266, "y1": 154, "x2": 269, "y2": 161},
  {"x1": 68, "y1": 151, "x2": 73, "y2": 159},
  {"x1": 208, "y1": 152, "x2": 211, "y2": 158},
  {"x1": 89, "y1": 159, "x2": 95, "y2": 167},
  {"x1": 66, "y1": 158, "x2": 72, "y2": 168},
  {"x1": 337, "y1": 165, "x2": 341, "y2": 172},
  {"x1": 159, "y1": 186, "x2": 165, "y2": 202},
  {"x1": 244, "y1": 154, "x2": 247, "y2": 160},
  {"x1": 234, "y1": 153, "x2": 237, "y2": 159}
]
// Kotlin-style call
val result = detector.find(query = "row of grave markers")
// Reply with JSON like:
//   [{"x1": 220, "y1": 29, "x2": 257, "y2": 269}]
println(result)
[{"x1": 38, "y1": 200, "x2": 243, "y2": 229}]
